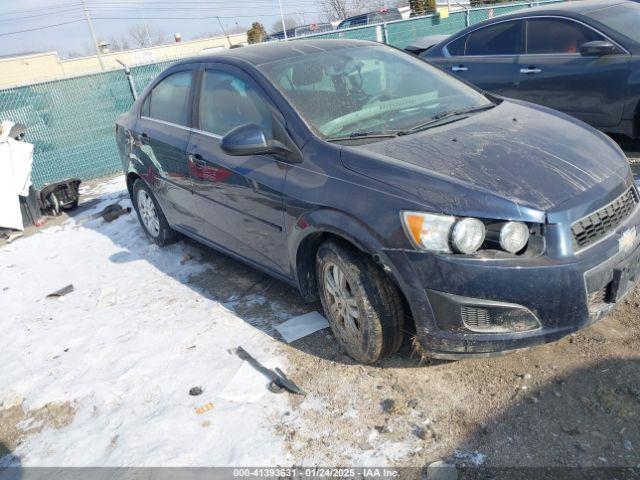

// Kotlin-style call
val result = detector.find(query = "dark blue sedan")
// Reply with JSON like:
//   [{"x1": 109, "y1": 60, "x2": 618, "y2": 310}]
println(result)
[
  {"x1": 116, "y1": 39, "x2": 640, "y2": 363},
  {"x1": 420, "y1": 0, "x2": 640, "y2": 139}
]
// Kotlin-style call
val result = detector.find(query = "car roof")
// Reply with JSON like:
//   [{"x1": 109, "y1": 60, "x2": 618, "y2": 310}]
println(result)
[
  {"x1": 432, "y1": 0, "x2": 633, "y2": 44},
  {"x1": 523, "y1": 0, "x2": 628, "y2": 14},
  {"x1": 175, "y1": 39, "x2": 377, "y2": 68},
  {"x1": 488, "y1": 0, "x2": 628, "y2": 19}
]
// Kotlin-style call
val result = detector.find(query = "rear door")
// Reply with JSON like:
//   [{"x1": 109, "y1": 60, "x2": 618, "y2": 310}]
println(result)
[
  {"x1": 134, "y1": 67, "x2": 200, "y2": 234},
  {"x1": 186, "y1": 64, "x2": 290, "y2": 275},
  {"x1": 429, "y1": 19, "x2": 524, "y2": 98},
  {"x1": 517, "y1": 17, "x2": 631, "y2": 127}
]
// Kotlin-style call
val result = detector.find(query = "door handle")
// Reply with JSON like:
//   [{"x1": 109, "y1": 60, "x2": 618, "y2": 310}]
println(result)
[
  {"x1": 138, "y1": 132, "x2": 149, "y2": 144},
  {"x1": 188, "y1": 154, "x2": 206, "y2": 168},
  {"x1": 451, "y1": 65, "x2": 468, "y2": 72},
  {"x1": 520, "y1": 67, "x2": 542, "y2": 74}
]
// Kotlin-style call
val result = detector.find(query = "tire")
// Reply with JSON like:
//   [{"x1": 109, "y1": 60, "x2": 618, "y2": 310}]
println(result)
[
  {"x1": 47, "y1": 192, "x2": 60, "y2": 216},
  {"x1": 132, "y1": 179, "x2": 178, "y2": 247},
  {"x1": 316, "y1": 240, "x2": 404, "y2": 364}
]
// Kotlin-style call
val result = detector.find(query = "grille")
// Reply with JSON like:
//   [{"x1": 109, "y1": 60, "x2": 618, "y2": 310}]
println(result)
[
  {"x1": 461, "y1": 306, "x2": 491, "y2": 329},
  {"x1": 571, "y1": 187, "x2": 639, "y2": 250}
]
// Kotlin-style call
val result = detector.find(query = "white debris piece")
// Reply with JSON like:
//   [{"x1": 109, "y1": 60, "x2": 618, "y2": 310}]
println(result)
[
  {"x1": 218, "y1": 360, "x2": 271, "y2": 403},
  {"x1": 97, "y1": 286, "x2": 118, "y2": 307},
  {"x1": 275, "y1": 311, "x2": 330, "y2": 343}
]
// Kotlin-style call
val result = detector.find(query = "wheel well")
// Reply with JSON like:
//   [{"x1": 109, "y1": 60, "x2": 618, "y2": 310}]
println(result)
[
  {"x1": 126, "y1": 172, "x2": 140, "y2": 197},
  {"x1": 295, "y1": 232, "x2": 411, "y2": 329}
]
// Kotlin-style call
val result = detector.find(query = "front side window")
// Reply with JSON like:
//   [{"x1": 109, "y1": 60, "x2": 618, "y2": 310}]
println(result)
[
  {"x1": 446, "y1": 35, "x2": 466, "y2": 56},
  {"x1": 465, "y1": 20, "x2": 523, "y2": 56},
  {"x1": 148, "y1": 70, "x2": 192, "y2": 126},
  {"x1": 260, "y1": 45, "x2": 490, "y2": 139},
  {"x1": 526, "y1": 18, "x2": 604, "y2": 54},
  {"x1": 199, "y1": 70, "x2": 273, "y2": 137}
]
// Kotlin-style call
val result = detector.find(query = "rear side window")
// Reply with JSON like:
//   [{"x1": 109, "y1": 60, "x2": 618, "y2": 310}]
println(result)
[
  {"x1": 465, "y1": 20, "x2": 523, "y2": 55},
  {"x1": 148, "y1": 70, "x2": 192, "y2": 126},
  {"x1": 526, "y1": 18, "x2": 604, "y2": 54},
  {"x1": 199, "y1": 70, "x2": 273, "y2": 137}
]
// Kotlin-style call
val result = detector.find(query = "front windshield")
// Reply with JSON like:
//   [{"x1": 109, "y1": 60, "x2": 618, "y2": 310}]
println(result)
[
  {"x1": 587, "y1": 3, "x2": 640, "y2": 44},
  {"x1": 259, "y1": 45, "x2": 491, "y2": 139}
]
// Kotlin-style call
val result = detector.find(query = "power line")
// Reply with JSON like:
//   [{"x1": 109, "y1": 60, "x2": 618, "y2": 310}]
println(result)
[
  {"x1": 0, "y1": 19, "x2": 84, "y2": 37},
  {"x1": 0, "y1": 1, "x2": 402, "y2": 40}
]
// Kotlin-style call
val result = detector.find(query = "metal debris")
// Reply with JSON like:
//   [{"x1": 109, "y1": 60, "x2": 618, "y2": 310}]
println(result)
[
  {"x1": 47, "y1": 284, "x2": 74, "y2": 298},
  {"x1": 235, "y1": 347, "x2": 306, "y2": 396}
]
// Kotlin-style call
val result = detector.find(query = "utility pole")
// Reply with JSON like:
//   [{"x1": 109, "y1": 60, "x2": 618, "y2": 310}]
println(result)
[
  {"x1": 81, "y1": 0, "x2": 105, "y2": 70},
  {"x1": 216, "y1": 16, "x2": 232, "y2": 48},
  {"x1": 277, "y1": 0, "x2": 288, "y2": 40}
]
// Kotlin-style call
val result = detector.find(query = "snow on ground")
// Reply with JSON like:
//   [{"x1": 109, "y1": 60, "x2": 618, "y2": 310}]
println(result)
[{"x1": 0, "y1": 176, "x2": 292, "y2": 466}]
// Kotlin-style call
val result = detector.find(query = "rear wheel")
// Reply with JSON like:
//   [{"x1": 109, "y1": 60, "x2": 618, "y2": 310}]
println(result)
[
  {"x1": 132, "y1": 179, "x2": 178, "y2": 247},
  {"x1": 316, "y1": 240, "x2": 404, "y2": 364}
]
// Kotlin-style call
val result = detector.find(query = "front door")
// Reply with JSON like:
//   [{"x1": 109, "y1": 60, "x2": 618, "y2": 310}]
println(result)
[
  {"x1": 429, "y1": 19, "x2": 524, "y2": 99},
  {"x1": 186, "y1": 65, "x2": 290, "y2": 275},
  {"x1": 517, "y1": 17, "x2": 631, "y2": 128},
  {"x1": 133, "y1": 68, "x2": 200, "y2": 234}
]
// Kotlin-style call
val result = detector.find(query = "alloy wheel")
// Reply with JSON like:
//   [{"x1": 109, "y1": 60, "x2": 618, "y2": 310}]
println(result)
[
  {"x1": 137, "y1": 189, "x2": 160, "y2": 238},
  {"x1": 323, "y1": 262, "x2": 362, "y2": 344}
]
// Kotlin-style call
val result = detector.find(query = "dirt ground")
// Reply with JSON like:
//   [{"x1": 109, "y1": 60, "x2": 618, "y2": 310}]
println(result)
[
  {"x1": 2, "y1": 143, "x2": 640, "y2": 470},
  {"x1": 182, "y1": 241, "x2": 640, "y2": 469}
]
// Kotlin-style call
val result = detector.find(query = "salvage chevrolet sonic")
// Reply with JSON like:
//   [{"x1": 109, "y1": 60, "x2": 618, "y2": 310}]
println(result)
[{"x1": 115, "y1": 40, "x2": 640, "y2": 364}]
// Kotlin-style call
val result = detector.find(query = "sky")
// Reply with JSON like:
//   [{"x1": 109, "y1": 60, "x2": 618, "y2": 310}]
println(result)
[{"x1": 0, "y1": 0, "x2": 352, "y2": 58}]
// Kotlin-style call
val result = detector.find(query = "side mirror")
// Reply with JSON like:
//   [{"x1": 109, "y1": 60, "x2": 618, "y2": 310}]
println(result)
[
  {"x1": 580, "y1": 40, "x2": 617, "y2": 57},
  {"x1": 220, "y1": 123, "x2": 293, "y2": 158}
]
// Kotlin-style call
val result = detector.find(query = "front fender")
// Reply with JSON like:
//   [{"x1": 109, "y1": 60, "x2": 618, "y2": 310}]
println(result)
[{"x1": 287, "y1": 207, "x2": 407, "y2": 302}]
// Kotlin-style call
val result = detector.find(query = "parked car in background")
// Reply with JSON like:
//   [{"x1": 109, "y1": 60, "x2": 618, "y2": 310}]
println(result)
[
  {"x1": 404, "y1": 34, "x2": 450, "y2": 55},
  {"x1": 294, "y1": 23, "x2": 334, "y2": 37},
  {"x1": 265, "y1": 28, "x2": 297, "y2": 41},
  {"x1": 420, "y1": 0, "x2": 640, "y2": 139},
  {"x1": 337, "y1": 7, "x2": 403, "y2": 29},
  {"x1": 116, "y1": 39, "x2": 639, "y2": 364}
]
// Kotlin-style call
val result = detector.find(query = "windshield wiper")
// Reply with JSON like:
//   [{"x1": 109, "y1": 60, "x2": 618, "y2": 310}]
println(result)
[
  {"x1": 400, "y1": 103, "x2": 497, "y2": 135},
  {"x1": 326, "y1": 130, "x2": 401, "y2": 142}
]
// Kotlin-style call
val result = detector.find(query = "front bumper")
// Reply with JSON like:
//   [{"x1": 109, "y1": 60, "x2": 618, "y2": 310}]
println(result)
[{"x1": 384, "y1": 206, "x2": 640, "y2": 359}]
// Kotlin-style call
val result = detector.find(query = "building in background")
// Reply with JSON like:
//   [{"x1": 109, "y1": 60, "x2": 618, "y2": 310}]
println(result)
[{"x1": 0, "y1": 32, "x2": 247, "y2": 89}]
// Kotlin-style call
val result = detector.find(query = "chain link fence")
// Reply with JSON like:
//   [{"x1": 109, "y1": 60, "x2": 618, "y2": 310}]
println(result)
[
  {"x1": 0, "y1": 61, "x2": 177, "y2": 187},
  {"x1": 0, "y1": 0, "x2": 562, "y2": 188}
]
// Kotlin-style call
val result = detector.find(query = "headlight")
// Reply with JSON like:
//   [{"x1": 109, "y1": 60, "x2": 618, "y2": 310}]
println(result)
[
  {"x1": 401, "y1": 211, "x2": 456, "y2": 253},
  {"x1": 451, "y1": 217, "x2": 485, "y2": 254},
  {"x1": 401, "y1": 212, "x2": 486, "y2": 254},
  {"x1": 500, "y1": 221, "x2": 530, "y2": 254}
]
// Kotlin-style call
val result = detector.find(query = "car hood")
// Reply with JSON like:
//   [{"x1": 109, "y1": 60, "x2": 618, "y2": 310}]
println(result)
[{"x1": 341, "y1": 100, "x2": 631, "y2": 219}]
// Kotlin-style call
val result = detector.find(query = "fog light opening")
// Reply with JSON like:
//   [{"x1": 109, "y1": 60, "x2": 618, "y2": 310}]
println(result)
[{"x1": 460, "y1": 305, "x2": 541, "y2": 333}]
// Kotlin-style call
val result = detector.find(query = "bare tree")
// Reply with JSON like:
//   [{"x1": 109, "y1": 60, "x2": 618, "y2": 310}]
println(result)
[
  {"x1": 127, "y1": 24, "x2": 167, "y2": 48},
  {"x1": 107, "y1": 34, "x2": 131, "y2": 52},
  {"x1": 321, "y1": 0, "x2": 372, "y2": 21}
]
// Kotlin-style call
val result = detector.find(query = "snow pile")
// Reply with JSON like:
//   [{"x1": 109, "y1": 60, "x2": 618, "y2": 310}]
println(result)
[{"x1": 0, "y1": 176, "x2": 292, "y2": 466}]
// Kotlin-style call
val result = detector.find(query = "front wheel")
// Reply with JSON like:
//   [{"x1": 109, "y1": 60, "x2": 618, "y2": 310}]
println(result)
[
  {"x1": 132, "y1": 179, "x2": 178, "y2": 247},
  {"x1": 316, "y1": 240, "x2": 404, "y2": 364}
]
